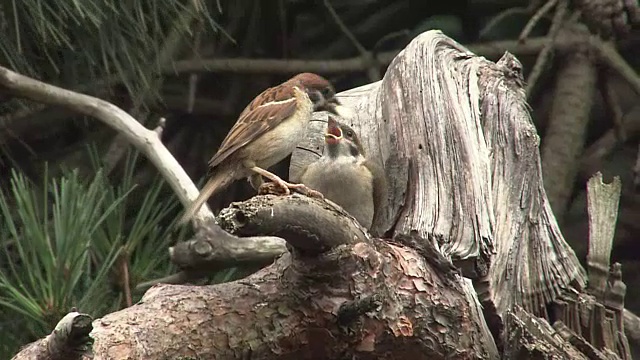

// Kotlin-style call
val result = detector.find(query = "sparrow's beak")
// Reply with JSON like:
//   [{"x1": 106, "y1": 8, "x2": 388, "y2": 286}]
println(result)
[
  {"x1": 324, "y1": 117, "x2": 343, "y2": 145},
  {"x1": 326, "y1": 98, "x2": 355, "y2": 119}
]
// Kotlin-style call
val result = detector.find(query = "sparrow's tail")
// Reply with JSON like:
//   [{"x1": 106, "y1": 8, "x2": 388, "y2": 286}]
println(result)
[{"x1": 178, "y1": 170, "x2": 235, "y2": 225}]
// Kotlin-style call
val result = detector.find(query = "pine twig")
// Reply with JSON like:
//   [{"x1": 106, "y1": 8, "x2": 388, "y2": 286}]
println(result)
[
  {"x1": 602, "y1": 73, "x2": 626, "y2": 141},
  {"x1": 525, "y1": 0, "x2": 569, "y2": 96},
  {"x1": 187, "y1": 21, "x2": 204, "y2": 114},
  {"x1": 119, "y1": 250, "x2": 133, "y2": 308},
  {"x1": 153, "y1": 117, "x2": 167, "y2": 137},
  {"x1": 322, "y1": 0, "x2": 381, "y2": 82},
  {"x1": 519, "y1": 0, "x2": 559, "y2": 41},
  {"x1": 592, "y1": 39, "x2": 640, "y2": 98}
]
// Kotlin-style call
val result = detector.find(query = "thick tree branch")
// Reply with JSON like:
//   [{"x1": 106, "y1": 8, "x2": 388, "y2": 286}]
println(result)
[
  {"x1": 168, "y1": 194, "x2": 367, "y2": 272},
  {"x1": 169, "y1": 222, "x2": 287, "y2": 270},
  {"x1": 13, "y1": 191, "x2": 499, "y2": 359}
]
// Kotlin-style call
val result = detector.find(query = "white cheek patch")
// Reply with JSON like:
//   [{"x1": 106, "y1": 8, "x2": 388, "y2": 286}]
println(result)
[{"x1": 333, "y1": 104, "x2": 355, "y2": 120}]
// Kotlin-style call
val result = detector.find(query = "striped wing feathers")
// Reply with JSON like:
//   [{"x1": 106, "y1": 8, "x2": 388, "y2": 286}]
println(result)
[{"x1": 207, "y1": 84, "x2": 299, "y2": 169}]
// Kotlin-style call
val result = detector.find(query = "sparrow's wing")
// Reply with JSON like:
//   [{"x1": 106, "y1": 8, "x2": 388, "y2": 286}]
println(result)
[
  {"x1": 208, "y1": 85, "x2": 299, "y2": 169},
  {"x1": 364, "y1": 158, "x2": 388, "y2": 226}
]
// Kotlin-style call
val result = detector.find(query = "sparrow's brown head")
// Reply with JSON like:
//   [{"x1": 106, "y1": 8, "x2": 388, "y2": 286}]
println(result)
[
  {"x1": 324, "y1": 116, "x2": 365, "y2": 158},
  {"x1": 290, "y1": 73, "x2": 352, "y2": 118}
]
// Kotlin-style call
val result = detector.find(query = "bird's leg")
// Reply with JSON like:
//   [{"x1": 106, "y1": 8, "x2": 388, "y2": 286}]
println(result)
[
  {"x1": 249, "y1": 166, "x2": 324, "y2": 198},
  {"x1": 249, "y1": 167, "x2": 291, "y2": 195}
]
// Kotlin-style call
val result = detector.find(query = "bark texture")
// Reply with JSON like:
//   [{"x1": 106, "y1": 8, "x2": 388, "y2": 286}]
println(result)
[{"x1": 15, "y1": 224, "x2": 495, "y2": 359}]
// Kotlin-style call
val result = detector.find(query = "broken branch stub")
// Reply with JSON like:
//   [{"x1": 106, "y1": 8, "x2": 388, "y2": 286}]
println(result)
[
  {"x1": 292, "y1": 30, "x2": 587, "y2": 321},
  {"x1": 12, "y1": 311, "x2": 94, "y2": 360},
  {"x1": 586, "y1": 172, "x2": 622, "y2": 300}
]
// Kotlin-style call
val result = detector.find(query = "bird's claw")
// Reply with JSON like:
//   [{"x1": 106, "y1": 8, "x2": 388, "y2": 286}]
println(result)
[
  {"x1": 257, "y1": 181, "x2": 324, "y2": 199},
  {"x1": 295, "y1": 186, "x2": 324, "y2": 199},
  {"x1": 258, "y1": 182, "x2": 289, "y2": 195},
  {"x1": 283, "y1": 182, "x2": 324, "y2": 199}
]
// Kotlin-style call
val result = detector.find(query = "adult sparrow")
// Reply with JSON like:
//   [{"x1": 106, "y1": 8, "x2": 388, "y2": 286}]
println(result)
[
  {"x1": 299, "y1": 116, "x2": 387, "y2": 231},
  {"x1": 180, "y1": 73, "x2": 350, "y2": 224}
]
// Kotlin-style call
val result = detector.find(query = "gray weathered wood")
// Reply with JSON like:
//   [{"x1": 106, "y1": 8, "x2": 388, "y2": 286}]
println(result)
[
  {"x1": 586, "y1": 172, "x2": 622, "y2": 300},
  {"x1": 503, "y1": 306, "x2": 590, "y2": 360},
  {"x1": 291, "y1": 30, "x2": 587, "y2": 321},
  {"x1": 577, "y1": 173, "x2": 630, "y2": 359}
]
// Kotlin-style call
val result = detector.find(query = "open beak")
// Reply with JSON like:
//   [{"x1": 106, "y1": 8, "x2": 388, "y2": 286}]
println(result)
[
  {"x1": 324, "y1": 116, "x2": 342, "y2": 144},
  {"x1": 326, "y1": 98, "x2": 355, "y2": 119}
]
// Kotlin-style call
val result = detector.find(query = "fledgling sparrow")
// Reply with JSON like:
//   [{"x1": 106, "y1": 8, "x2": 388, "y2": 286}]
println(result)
[{"x1": 299, "y1": 116, "x2": 387, "y2": 231}]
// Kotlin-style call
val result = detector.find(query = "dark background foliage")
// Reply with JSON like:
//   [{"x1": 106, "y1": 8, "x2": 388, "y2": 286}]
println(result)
[{"x1": 0, "y1": 0, "x2": 639, "y2": 357}]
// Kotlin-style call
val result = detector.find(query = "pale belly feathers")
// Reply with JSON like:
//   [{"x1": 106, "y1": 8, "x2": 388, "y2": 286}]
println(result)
[{"x1": 300, "y1": 157, "x2": 375, "y2": 229}]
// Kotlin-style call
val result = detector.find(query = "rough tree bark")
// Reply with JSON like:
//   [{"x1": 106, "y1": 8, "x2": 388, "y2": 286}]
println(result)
[{"x1": 8, "y1": 30, "x2": 629, "y2": 359}]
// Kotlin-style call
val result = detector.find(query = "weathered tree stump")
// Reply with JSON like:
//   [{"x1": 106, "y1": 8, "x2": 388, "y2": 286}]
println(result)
[{"x1": 292, "y1": 31, "x2": 586, "y2": 322}]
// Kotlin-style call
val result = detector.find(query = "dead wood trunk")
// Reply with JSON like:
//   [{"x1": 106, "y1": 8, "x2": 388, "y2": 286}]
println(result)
[{"x1": 293, "y1": 31, "x2": 586, "y2": 322}]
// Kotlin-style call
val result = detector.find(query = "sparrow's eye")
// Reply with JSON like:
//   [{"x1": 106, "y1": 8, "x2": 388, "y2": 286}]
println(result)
[
  {"x1": 308, "y1": 90, "x2": 322, "y2": 103},
  {"x1": 345, "y1": 130, "x2": 354, "y2": 138}
]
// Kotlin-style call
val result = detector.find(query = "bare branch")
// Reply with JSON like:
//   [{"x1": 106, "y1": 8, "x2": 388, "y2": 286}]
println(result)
[
  {"x1": 519, "y1": 0, "x2": 558, "y2": 41},
  {"x1": 169, "y1": 220, "x2": 287, "y2": 270},
  {"x1": 524, "y1": 0, "x2": 569, "y2": 95},
  {"x1": 0, "y1": 65, "x2": 214, "y2": 224},
  {"x1": 166, "y1": 52, "x2": 399, "y2": 75},
  {"x1": 322, "y1": 0, "x2": 381, "y2": 81},
  {"x1": 160, "y1": 36, "x2": 610, "y2": 76}
]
